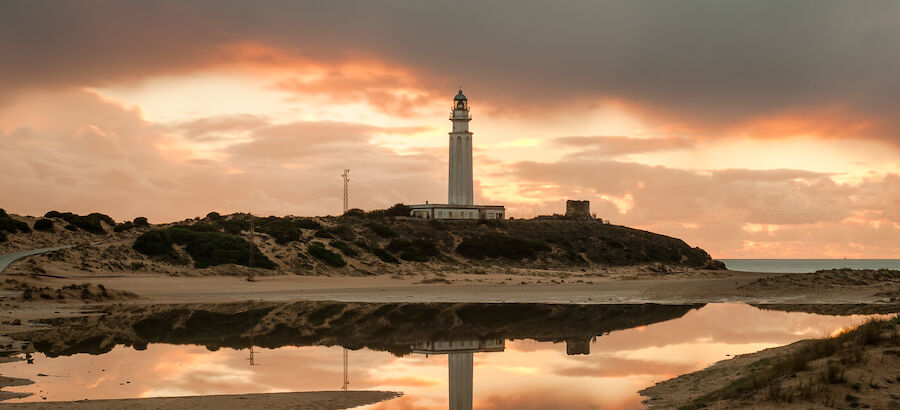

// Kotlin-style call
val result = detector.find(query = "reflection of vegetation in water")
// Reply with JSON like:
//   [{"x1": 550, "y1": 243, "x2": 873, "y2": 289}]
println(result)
[{"x1": 25, "y1": 302, "x2": 702, "y2": 357}]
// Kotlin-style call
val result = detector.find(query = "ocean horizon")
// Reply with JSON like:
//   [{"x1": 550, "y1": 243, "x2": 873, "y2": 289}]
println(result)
[{"x1": 719, "y1": 259, "x2": 900, "y2": 273}]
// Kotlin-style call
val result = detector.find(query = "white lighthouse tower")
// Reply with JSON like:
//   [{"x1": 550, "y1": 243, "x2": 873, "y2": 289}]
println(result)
[
  {"x1": 448, "y1": 89, "x2": 474, "y2": 205},
  {"x1": 409, "y1": 89, "x2": 504, "y2": 220}
]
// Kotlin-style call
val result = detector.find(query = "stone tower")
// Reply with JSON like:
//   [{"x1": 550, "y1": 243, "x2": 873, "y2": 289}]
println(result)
[{"x1": 448, "y1": 89, "x2": 473, "y2": 205}]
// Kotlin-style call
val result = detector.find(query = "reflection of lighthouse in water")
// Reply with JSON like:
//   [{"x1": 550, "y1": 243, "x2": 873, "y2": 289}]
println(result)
[{"x1": 412, "y1": 339, "x2": 505, "y2": 410}]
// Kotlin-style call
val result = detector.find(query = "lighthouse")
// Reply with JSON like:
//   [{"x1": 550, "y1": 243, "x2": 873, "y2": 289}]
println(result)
[
  {"x1": 448, "y1": 89, "x2": 474, "y2": 205},
  {"x1": 409, "y1": 89, "x2": 505, "y2": 220}
]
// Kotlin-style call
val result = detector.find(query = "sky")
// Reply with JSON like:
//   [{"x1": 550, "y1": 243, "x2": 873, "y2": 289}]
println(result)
[{"x1": 2, "y1": 1, "x2": 900, "y2": 258}]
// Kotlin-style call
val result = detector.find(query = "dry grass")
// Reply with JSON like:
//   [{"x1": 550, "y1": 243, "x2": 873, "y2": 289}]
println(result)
[{"x1": 679, "y1": 315, "x2": 900, "y2": 409}]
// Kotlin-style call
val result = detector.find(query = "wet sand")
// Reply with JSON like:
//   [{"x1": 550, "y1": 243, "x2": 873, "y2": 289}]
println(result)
[{"x1": 0, "y1": 391, "x2": 400, "y2": 409}]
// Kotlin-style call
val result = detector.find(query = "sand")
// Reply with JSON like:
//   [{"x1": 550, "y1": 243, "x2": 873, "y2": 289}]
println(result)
[
  {"x1": 0, "y1": 391, "x2": 401, "y2": 409},
  {"x1": 2, "y1": 245, "x2": 900, "y2": 408}
]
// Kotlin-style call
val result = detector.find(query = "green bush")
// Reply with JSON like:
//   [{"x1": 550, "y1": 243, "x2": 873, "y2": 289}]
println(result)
[
  {"x1": 342, "y1": 208, "x2": 365, "y2": 218},
  {"x1": 185, "y1": 223, "x2": 221, "y2": 232},
  {"x1": 456, "y1": 233, "x2": 551, "y2": 259},
  {"x1": 133, "y1": 217, "x2": 150, "y2": 227},
  {"x1": 0, "y1": 231, "x2": 6, "y2": 242},
  {"x1": 133, "y1": 229, "x2": 176, "y2": 257},
  {"x1": 365, "y1": 222, "x2": 397, "y2": 238},
  {"x1": 372, "y1": 247, "x2": 400, "y2": 264},
  {"x1": 385, "y1": 203, "x2": 412, "y2": 217},
  {"x1": 205, "y1": 212, "x2": 222, "y2": 221},
  {"x1": 388, "y1": 238, "x2": 440, "y2": 262},
  {"x1": 33, "y1": 219, "x2": 54, "y2": 232},
  {"x1": 329, "y1": 240, "x2": 360, "y2": 257},
  {"x1": 0, "y1": 214, "x2": 31, "y2": 234},
  {"x1": 113, "y1": 222, "x2": 134, "y2": 232},
  {"x1": 296, "y1": 218, "x2": 324, "y2": 230},
  {"x1": 220, "y1": 219, "x2": 248, "y2": 235},
  {"x1": 43, "y1": 211, "x2": 112, "y2": 234},
  {"x1": 64, "y1": 225, "x2": 78, "y2": 231},
  {"x1": 254, "y1": 216, "x2": 305, "y2": 244},
  {"x1": 314, "y1": 229, "x2": 333, "y2": 238},
  {"x1": 308, "y1": 242, "x2": 346, "y2": 267},
  {"x1": 184, "y1": 232, "x2": 275, "y2": 269},
  {"x1": 132, "y1": 228, "x2": 275, "y2": 269}
]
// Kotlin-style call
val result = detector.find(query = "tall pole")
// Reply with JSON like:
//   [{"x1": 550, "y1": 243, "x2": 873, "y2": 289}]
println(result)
[
  {"x1": 342, "y1": 169, "x2": 350, "y2": 214},
  {"x1": 342, "y1": 348, "x2": 349, "y2": 390},
  {"x1": 340, "y1": 169, "x2": 351, "y2": 389},
  {"x1": 247, "y1": 214, "x2": 255, "y2": 282}
]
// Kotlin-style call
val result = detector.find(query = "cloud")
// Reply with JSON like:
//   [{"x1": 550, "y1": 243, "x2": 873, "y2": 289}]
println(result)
[
  {"x1": 503, "y1": 158, "x2": 900, "y2": 257},
  {"x1": 555, "y1": 136, "x2": 694, "y2": 157},
  {"x1": 4, "y1": 1, "x2": 900, "y2": 140},
  {"x1": 0, "y1": 89, "x2": 445, "y2": 222}
]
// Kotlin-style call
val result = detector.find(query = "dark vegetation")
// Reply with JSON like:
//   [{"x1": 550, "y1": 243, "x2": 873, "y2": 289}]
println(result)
[
  {"x1": 329, "y1": 240, "x2": 359, "y2": 257},
  {"x1": 372, "y1": 247, "x2": 400, "y2": 263},
  {"x1": 456, "y1": 233, "x2": 551, "y2": 260},
  {"x1": 44, "y1": 211, "x2": 115, "y2": 234},
  {"x1": 680, "y1": 316, "x2": 900, "y2": 409},
  {"x1": 0, "y1": 208, "x2": 31, "y2": 234},
  {"x1": 387, "y1": 238, "x2": 441, "y2": 262},
  {"x1": 133, "y1": 217, "x2": 150, "y2": 227},
  {"x1": 308, "y1": 242, "x2": 346, "y2": 267},
  {"x1": 33, "y1": 218, "x2": 54, "y2": 232},
  {"x1": 133, "y1": 227, "x2": 275, "y2": 269}
]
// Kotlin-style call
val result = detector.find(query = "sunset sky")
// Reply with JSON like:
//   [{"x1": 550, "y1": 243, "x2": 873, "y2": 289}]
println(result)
[{"x1": 3, "y1": 1, "x2": 900, "y2": 258}]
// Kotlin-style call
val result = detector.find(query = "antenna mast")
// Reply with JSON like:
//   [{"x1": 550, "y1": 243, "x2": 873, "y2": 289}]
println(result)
[{"x1": 341, "y1": 169, "x2": 350, "y2": 213}]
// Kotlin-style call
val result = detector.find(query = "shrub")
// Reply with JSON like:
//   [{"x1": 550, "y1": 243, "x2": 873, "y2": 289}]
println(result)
[
  {"x1": 314, "y1": 229, "x2": 334, "y2": 239},
  {"x1": 456, "y1": 233, "x2": 551, "y2": 259},
  {"x1": 0, "y1": 212, "x2": 31, "y2": 234},
  {"x1": 64, "y1": 225, "x2": 78, "y2": 231},
  {"x1": 0, "y1": 231, "x2": 6, "y2": 242},
  {"x1": 34, "y1": 218, "x2": 54, "y2": 232},
  {"x1": 254, "y1": 216, "x2": 306, "y2": 244},
  {"x1": 365, "y1": 222, "x2": 397, "y2": 238},
  {"x1": 43, "y1": 211, "x2": 112, "y2": 234},
  {"x1": 296, "y1": 218, "x2": 324, "y2": 230},
  {"x1": 205, "y1": 212, "x2": 222, "y2": 221},
  {"x1": 113, "y1": 222, "x2": 134, "y2": 232},
  {"x1": 388, "y1": 238, "x2": 440, "y2": 262},
  {"x1": 308, "y1": 242, "x2": 346, "y2": 267},
  {"x1": 185, "y1": 223, "x2": 221, "y2": 232},
  {"x1": 385, "y1": 203, "x2": 412, "y2": 217},
  {"x1": 372, "y1": 247, "x2": 400, "y2": 264},
  {"x1": 183, "y1": 232, "x2": 275, "y2": 269},
  {"x1": 343, "y1": 208, "x2": 365, "y2": 218},
  {"x1": 133, "y1": 229, "x2": 176, "y2": 257},
  {"x1": 133, "y1": 228, "x2": 275, "y2": 269},
  {"x1": 330, "y1": 240, "x2": 360, "y2": 257},
  {"x1": 132, "y1": 217, "x2": 150, "y2": 227},
  {"x1": 220, "y1": 219, "x2": 248, "y2": 235}
]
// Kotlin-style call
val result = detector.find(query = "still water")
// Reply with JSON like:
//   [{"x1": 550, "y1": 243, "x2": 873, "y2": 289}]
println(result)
[
  {"x1": 720, "y1": 259, "x2": 900, "y2": 273},
  {"x1": 0, "y1": 303, "x2": 883, "y2": 409}
]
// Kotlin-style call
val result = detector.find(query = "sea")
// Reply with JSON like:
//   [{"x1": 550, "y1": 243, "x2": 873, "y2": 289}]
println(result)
[{"x1": 720, "y1": 259, "x2": 900, "y2": 273}]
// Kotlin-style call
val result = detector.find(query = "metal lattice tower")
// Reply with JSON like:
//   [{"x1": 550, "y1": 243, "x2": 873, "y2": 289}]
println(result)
[
  {"x1": 341, "y1": 348, "x2": 349, "y2": 390},
  {"x1": 341, "y1": 169, "x2": 350, "y2": 213}
]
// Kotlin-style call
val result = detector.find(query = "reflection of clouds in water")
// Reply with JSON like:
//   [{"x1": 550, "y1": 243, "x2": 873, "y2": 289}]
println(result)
[{"x1": 2, "y1": 304, "x2": 885, "y2": 410}]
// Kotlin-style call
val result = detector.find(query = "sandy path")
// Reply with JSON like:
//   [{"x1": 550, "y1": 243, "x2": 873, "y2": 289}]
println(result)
[{"x1": 0, "y1": 391, "x2": 400, "y2": 409}]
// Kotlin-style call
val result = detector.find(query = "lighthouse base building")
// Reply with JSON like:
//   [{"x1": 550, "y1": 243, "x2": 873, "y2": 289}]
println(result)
[{"x1": 410, "y1": 89, "x2": 505, "y2": 220}]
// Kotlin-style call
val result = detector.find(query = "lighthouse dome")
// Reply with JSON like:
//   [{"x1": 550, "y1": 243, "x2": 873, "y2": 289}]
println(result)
[{"x1": 454, "y1": 89, "x2": 467, "y2": 101}]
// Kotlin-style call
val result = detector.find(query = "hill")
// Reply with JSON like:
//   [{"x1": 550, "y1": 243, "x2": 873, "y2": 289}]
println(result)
[{"x1": 0, "y1": 208, "x2": 724, "y2": 277}]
